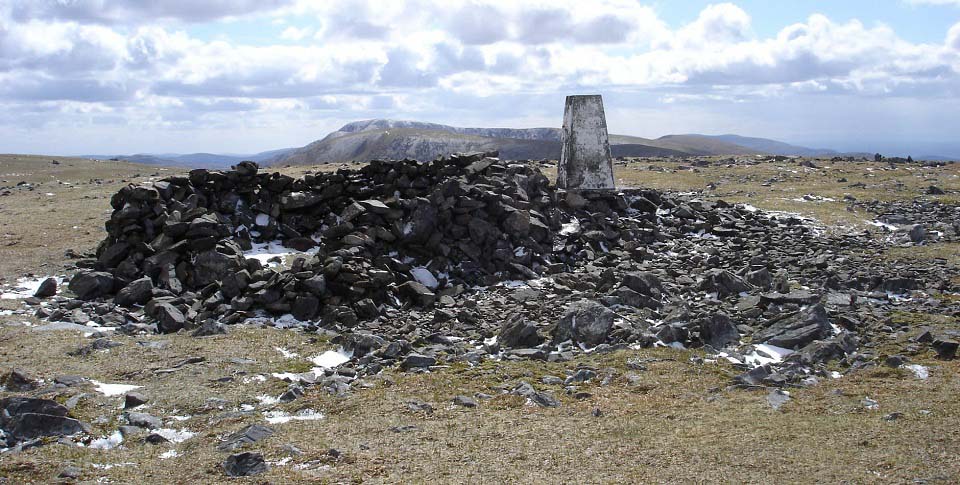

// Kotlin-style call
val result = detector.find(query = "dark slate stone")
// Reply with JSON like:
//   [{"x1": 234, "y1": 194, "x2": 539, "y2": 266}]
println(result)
[
  {"x1": 223, "y1": 452, "x2": 268, "y2": 477},
  {"x1": 554, "y1": 300, "x2": 615, "y2": 347},
  {"x1": 33, "y1": 277, "x2": 57, "y2": 298},
  {"x1": 114, "y1": 277, "x2": 154, "y2": 307},
  {"x1": 699, "y1": 313, "x2": 740, "y2": 349},
  {"x1": 753, "y1": 304, "x2": 832, "y2": 349},
  {"x1": 67, "y1": 271, "x2": 115, "y2": 300}
]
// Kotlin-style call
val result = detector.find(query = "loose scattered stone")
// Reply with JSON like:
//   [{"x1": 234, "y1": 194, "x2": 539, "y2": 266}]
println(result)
[
  {"x1": 452, "y1": 395, "x2": 477, "y2": 408},
  {"x1": 223, "y1": 452, "x2": 268, "y2": 477},
  {"x1": 218, "y1": 424, "x2": 275, "y2": 452}
]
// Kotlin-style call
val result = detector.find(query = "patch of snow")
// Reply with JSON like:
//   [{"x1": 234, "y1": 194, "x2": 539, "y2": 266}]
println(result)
[
  {"x1": 742, "y1": 344, "x2": 794, "y2": 367},
  {"x1": 830, "y1": 371, "x2": 842, "y2": 379},
  {"x1": 45, "y1": 192, "x2": 55, "y2": 196},
  {"x1": 264, "y1": 409, "x2": 325, "y2": 424},
  {"x1": 904, "y1": 364, "x2": 929, "y2": 380},
  {"x1": 160, "y1": 450, "x2": 181, "y2": 459},
  {"x1": 242, "y1": 374, "x2": 267, "y2": 384},
  {"x1": 256, "y1": 394, "x2": 280, "y2": 406},
  {"x1": 654, "y1": 341, "x2": 686, "y2": 350},
  {"x1": 866, "y1": 220, "x2": 899, "y2": 231},
  {"x1": 91, "y1": 380, "x2": 141, "y2": 397},
  {"x1": 311, "y1": 348, "x2": 352, "y2": 369},
  {"x1": 1, "y1": 276, "x2": 63, "y2": 299},
  {"x1": 410, "y1": 267, "x2": 439, "y2": 289},
  {"x1": 271, "y1": 372, "x2": 302, "y2": 381},
  {"x1": 243, "y1": 240, "x2": 319, "y2": 267},
  {"x1": 275, "y1": 347, "x2": 299, "y2": 358},
  {"x1": 91, "y1": 462, "x2": 135, "y2": 470},
  {"x1": 89, "y1": 431, "x2": 123, "y2": 450},
  {"x1": 153, "y1": 428, "x2": 195, "y2": 443},
  {"x1": 255, "y1": 213, "x2": 270, "y2": 226},
  {"x1": 559, "y1": 220, "x2": 580, "y2": 236}
]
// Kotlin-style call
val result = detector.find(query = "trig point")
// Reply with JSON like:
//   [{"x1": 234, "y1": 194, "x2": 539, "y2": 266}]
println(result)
[{"x1": 558, "y1": 94, "x2": 615, "y2": 190}]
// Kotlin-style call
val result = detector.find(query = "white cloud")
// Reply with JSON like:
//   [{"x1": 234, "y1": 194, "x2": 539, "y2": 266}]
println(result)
[
  {"x1": 0, "y1": 1, "x2": 957, "y2": 155},
  {"x1": 7, "y1": 0, "x2": 296, "y2": 24},
  {"x1": 949, "y1": 22, "x2": 960, "y2": 50},
  {"x1": 280, "y1": 26, "x2": 311, "y2": 41},
  {"x1": 904, "y1": 0, "x2": 960, "y2": 6}
]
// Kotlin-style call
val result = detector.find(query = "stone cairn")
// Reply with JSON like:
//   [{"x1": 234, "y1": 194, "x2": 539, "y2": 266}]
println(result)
[
  {"x1": 31, "y1": 152, "x2": 958, "y2": 380},
  {"x1": 62, "y1": 153, "x2": 669, "y2": 333}
]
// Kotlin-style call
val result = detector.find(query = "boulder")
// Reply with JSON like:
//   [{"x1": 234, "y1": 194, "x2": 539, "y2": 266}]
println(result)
[
  {"x1": 0, "y1": 397, "x2": 87, "y2": 444},
  {"x1": 754, "y1": 304, "x2": 832, "y2": 349},
  {"x1": 498, "y1": 316, "x2": 542, "y2": 348},
  {"x1": 155, "y1": 303, "x2": 186, "y2": 334},
  {"x1": 114, "y1": 277, "x2": 154, "y2": 307},
  {"x1": 699, "y1": 313, "x2": 740, "y2": 349},
  {"x1": 218, "y1": 424, "x2": 275, "y2": 452},
  {"x1": 554, "y1": 300, "x2": 615, "y2": 347},
  {"x1": 701, "y1": 269, "x2": 753, "y2": 298},
  {"x1": 223, "y1": 452, "x2": 268, "y2": 477},
  {"x1": 622, "y1": 272, "x2": 662, "y2": 298},
  {"x1": 68, "y1": 271, "x2": 115, "y2": 300},
  {"x1": 33, "y1": 278, "x2": 57, "y2": 298}
]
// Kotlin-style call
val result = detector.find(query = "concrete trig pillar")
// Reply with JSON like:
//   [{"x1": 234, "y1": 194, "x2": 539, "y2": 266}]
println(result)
[{"x1": 558, "y1": 95, "x2": 615, "y2": 190}]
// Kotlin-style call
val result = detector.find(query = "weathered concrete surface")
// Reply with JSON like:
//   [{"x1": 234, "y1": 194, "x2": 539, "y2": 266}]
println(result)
[{"x1": 558, "y1": 95, "x2": 615, "y2": 190}]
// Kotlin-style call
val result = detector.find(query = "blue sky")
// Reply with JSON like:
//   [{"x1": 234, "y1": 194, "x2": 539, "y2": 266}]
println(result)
[{"x1": 1, "y1": 0, "x2": 958, "y2": 157}]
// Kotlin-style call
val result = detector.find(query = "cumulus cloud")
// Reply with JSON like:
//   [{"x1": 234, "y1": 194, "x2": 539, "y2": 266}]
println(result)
[
  {"x1": 7, "y1": 0, "x2": 295, "y2": 24},
  {"x1": 949, "y1": 22, "x2": 960, "y2": 50},
  {"x1": 0, "y1": 0, "x2": 957, "y2": 154}
]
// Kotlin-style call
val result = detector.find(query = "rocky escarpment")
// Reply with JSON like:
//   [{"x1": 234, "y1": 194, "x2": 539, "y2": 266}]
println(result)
[{"x1": 26, "y1": 153, "x2": 960, "y2": 387}]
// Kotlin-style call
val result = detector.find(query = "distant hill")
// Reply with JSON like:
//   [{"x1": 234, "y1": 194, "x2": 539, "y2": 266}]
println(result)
[
  {"x1": 77, "y1": 119, "x2": 849, "y2": 168},
  {"x1": 699, "y1": 134, "x2": 838, "y2": 157},
  {"x1": 267, "y1": 119, "x2": 775, "y2": 166},
  {"x1": 80, "y1": 148, "x2": 297, "y2": 168}
]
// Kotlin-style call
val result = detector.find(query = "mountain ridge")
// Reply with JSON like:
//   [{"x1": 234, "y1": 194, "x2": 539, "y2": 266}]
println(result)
[{"x1": 75, "y1": 119, "x2": 865, "y2": 168}]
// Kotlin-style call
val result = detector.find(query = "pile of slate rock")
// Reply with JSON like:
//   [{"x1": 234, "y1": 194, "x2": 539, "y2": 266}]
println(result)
[{"x1": 29, "y1": 153, "x2": 960, "y2": 385}]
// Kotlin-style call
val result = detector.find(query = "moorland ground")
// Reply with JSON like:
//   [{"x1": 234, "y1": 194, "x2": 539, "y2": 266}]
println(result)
[{"x1": 0, "y1": 153, "x2": 958, "y2": 483}]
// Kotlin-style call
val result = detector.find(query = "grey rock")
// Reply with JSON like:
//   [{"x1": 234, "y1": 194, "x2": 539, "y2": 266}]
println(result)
[
  {"x1": 701, "y1": 269, "x2": 753, "y2": 298},
  {"x1": 223, "y1": 452, "x2": 268, "y2": 477},
  {"x1": 623, "y1": 272, "x2": 662, "y2": 298},
  {"x1": 932, "y1": 338, "x2": 958, "y2": 359},
  {"x1": 400, "y1": 353, "x2": 436, "y2": 370},
  {"x1": 67, "y1": 271, "x2": 115, "y2": 300},
  {"x1": 554, "y1": 300, "x2": 615, "y2": 347},
  {"x1": 58, "y1": 465, "x2": 81, "y2": 479},
  {"x1": 33, "y1": 278, "x2": 57, "y2": 298},
  {"x1": 404, "y1": 400, "x2": 434, "y2": 414},
  {"x1": 114, "y1": 277, "x2": 154, "y2": 307},
  {"x1": 155, "y1": 303, "x2": 186, "y2": 334},
  {"x1": 767, "y1": 389, "x2": 791, "y2": 410},
  {"x1": 124, "y1": 392, "x2": 148, "y2": 409},
  {"x1": 125, "y1": 411, "x2": 161, "y2": 429},
  {"x1": 0, "y1": 397, "x2": 88, "y2": 444},
  {"x1": 218, "y1": 424, "x2": 275, "y2": 452},
  {"x1": 699, "y1": 313, "x2": 739, "y2": 349},
  {"x1": 3, "y1": 368, "x2": 38, "y2": 392},
  {"x1": 192, "y1": 319, "x2": 226, "y2": 337},
  {"x1": 754, "y1": 304, "x2": 832, "y2": 349},
  {"x1": 498, "y1": 316, "x2": 542, "y2": 348},
  {"x1": 452, "y1": 395, "x2": 477, "y2": 408}
]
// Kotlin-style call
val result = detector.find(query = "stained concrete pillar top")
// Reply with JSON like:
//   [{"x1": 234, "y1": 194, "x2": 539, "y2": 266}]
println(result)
[{"x1": 558, "y1": 95, "x2": 615, "y2": 191}]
